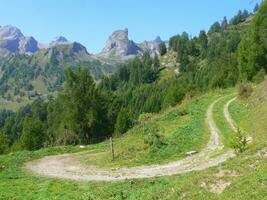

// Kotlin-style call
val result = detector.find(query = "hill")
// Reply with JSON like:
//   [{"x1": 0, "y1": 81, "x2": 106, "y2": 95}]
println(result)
[{"x1": 0, "y1": 83, "x2": 266, "y2": 199}]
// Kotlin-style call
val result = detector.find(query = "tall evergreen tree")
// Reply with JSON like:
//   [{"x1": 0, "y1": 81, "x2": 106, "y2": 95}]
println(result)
[
  {"x1": 61, "y1": 68, "x2": 108, "y2": 143},
  {"x1": 254, "y1": 3, "x2": 259, "y2": 13},
  {"x1": 208, "y1": 22, "x2": 221, "y2": 34},
  {"x1": 114, "y1": 108, "x2": 130, "y2": 136},
  {"x1": 159, "y1": 42, "x2": 167, "y2": 56},
  {"x1": 221, "y1": 16, "x2": 228, "y2": 29}
]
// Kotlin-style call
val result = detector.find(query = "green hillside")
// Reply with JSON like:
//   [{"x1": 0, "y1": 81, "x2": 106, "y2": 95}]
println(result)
[
  {"x1": 0, "y1": 43, "x2": 116, "y2": 109},
  {"x1": 0, "y1": 83, "x2": 266, "y2": 199}
]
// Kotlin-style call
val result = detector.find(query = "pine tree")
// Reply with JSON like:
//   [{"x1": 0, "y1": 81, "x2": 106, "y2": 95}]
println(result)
[
  {"x1": 20, "y1": 117, "x2": 44, "y2": 151},
  {"x1": 221, "y1": 16, "x2": 228, "y2": 29},
  {"x1": 159, "y1": 42, "x2": 167, "y2": 56},
  {"x1": 208, "y1": 22, "x2": 221, "y2": 34},
  {"x1": 254, "y1": 3, "x2": 259, "y2": 13},
  {"x1": 114, "y1": 108, "x2": 130, "y2": 136}
]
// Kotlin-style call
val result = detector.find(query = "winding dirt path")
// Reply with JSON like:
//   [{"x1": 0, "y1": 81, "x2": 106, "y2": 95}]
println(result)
[
  {"x1": 26, "y1": 97, "x2": 236, "y2": 181},
  {"x1": 224, "y1": 97, "x2": 238, "y2": 132}
]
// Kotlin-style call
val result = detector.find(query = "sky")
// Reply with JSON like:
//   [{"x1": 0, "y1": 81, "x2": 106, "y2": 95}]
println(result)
[{"x1": 0, "y1": 0, "x2": 262, "y2": 53}]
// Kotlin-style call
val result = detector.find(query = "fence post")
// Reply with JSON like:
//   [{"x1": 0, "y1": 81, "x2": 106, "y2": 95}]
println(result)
[{"x1": 110, "y1": 136, "x2": 115, "y2": 161}]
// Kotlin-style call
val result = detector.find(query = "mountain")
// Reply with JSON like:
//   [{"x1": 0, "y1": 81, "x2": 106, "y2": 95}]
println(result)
[
  {"x1": 138, "y1": 36, "x2": 163, "y2": 56},
  {"x1": 97, "y1": 28, "x2": 163, "y2": 60},
  {"x1": 19, "y1": 36, "x2": 39, "y2": 54},
  {"x1": 0, "y1": 41, "x2": 116, "y2": 101},
  {"x1": 49, "y1": 36, "x2": 70, "y2": 47},
  {"x1": 0, "y1": 25, "x2": 164, "y2": 101},
  {"x1": 0, "y1": 25, "x2": 163, "y2": 60},
  {"x1": 0, "y1": 25, "x2": 39, "y2": 55},
  {"x1": 97, "y1": 28, "x2": 143, "y2": 60}
]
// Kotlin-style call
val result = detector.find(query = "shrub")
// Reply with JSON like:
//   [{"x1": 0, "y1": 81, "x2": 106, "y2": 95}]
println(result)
[
  {"x1": 238, "y1": 83, "x2": 252, "y2": 99},
  {"x1": 138, "y1": 113, "x2": 153, "y2": 124},
  {"x1": 144, "y1": 132, "x2": 166, "y2": 150},
  {"x1": 231, "y1": 129, "x2": 248, "y2": 153},
  {"x1": 56, "y1": 129, "x2": 80, "y2": 145},
  {"x1": 253, "y1": 69, "x2": 266, "y2": 83}
]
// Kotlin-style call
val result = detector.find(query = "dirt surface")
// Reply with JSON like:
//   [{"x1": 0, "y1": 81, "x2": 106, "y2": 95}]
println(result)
[
  {"x1": 224, "y1": 97, "x2": 238, "y2": 132},
  {"x1": 26, "y1": 97, "x2": 236, "y2": 181}
]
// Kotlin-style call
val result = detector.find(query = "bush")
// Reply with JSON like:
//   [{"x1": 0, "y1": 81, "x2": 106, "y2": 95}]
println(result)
[
  {"x1": 238, "y1": 83, "x2": 253, "y2": 99},
  {"x1": 231, "y1": 129, "x2": 248, "y2": 153},
  {"x1": 253, "y1": 69, "x2": 266, "y2": 83},
  {"x1": 144, "y1": 132, "x2": 166, "y2": 150},
  {"x1": 138, "y1": 113, "x2": 153, "y2": 124},
  {"x1": 56, "y1": 129, "x2": 80, "y2": 145}
]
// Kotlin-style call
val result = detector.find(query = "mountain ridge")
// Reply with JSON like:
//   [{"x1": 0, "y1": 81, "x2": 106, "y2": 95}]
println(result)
[{"x1": 0, "y1": 25, "x2": 163, "y2": 59}]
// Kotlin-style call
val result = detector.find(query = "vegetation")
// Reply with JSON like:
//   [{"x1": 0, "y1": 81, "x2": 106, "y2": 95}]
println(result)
[
  {"x1": 159, "y1": 42, "x2": 167, "y2": 56},
  {"x1": 0, "y1": 2, "x2": 266, "y2": 154},
  {"x1": 0, "y1": 1, "x2": 266, "y2": 199},
  {"x1": 0, "y1": 84, "x2": 267, "y2": 199}
]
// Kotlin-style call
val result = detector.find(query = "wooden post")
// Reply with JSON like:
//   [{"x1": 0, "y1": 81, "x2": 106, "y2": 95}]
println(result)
[{"x1": 110, "y1": 136, "x2": 115, "y2": 161}]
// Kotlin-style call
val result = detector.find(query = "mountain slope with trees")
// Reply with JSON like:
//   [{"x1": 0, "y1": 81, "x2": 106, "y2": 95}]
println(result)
[{"x1": 0, "y1": 1, "x2": 266, "y2": 155}]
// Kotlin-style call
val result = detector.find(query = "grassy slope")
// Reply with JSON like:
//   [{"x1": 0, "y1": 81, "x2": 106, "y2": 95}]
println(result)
[
  {"x1": 0, "y1": 86, "x2": 266, "y2": 199},
  {"x1": 212, "y1": 92, "x2": 236, "y2": 148},
  {"x1": 82, "y1": 91, "x2": 222, "y2": 167}
]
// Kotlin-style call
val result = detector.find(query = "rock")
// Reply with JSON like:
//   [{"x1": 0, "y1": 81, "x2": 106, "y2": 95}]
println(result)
[
  {"x1": 186, "y1": 150, "x2": 197, "y2": 156},
  {"x1": 246, "y1": 136, "x2": 253, "y2": 143},
  {"x1": 0, "y1": 25, "x2": 40, "y2": 54},
  {"x1": 0, "y1": 25, "x2": 23, "y2": 40},
  {"x1": 100, "y1": 28, "x2": 142, "y2": 58},
  {"x1": 49, "y1": 36, "x2": 70, "y2": 47},
  {"x1": 19, "y1": 36, "x2": 39, "y2": 54}
]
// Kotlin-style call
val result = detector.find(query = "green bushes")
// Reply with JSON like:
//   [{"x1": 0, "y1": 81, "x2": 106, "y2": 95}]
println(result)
[{"x1": 231, "y1": 129, "x2": 248, "y2": 153}]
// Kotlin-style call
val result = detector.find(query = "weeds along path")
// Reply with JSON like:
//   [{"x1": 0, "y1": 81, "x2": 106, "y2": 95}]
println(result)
[{"x1": 26, "y1": 97, "x2": 236, "y2": 181}]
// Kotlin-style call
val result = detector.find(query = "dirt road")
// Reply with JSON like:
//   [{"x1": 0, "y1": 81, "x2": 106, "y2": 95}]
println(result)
[{"x1": 26, "y1": 97, "x2": 236, "y2": 181}]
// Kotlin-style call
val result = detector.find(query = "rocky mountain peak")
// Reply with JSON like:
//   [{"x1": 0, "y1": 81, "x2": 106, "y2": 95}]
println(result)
[
  {"x1": 100, "y1": 28, "x2": 142, "y2": 58},
  {"x1": 19, "y1": 36, "x2": 39, "y2": 54},
  {"x1": 49, "y1": 36, "x2": 69, "y2": 46},
  {"x1": 0, "y1": 25, "x2": 23, "y2": 40},
  {"x1": 154, "y1": 36, "x2": 162, "y2": 43}
]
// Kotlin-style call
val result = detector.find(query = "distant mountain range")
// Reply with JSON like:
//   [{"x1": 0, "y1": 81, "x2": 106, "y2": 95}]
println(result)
[
  {"x1": 0, "y1": 25, "x2": 165, "y2": 101},
  {"x1": 0, "y1": 25, "x2": 163, "y2": 60}
]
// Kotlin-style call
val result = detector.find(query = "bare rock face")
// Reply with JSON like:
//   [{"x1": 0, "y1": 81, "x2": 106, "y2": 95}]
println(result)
[
  {"x1": 0, "y1": 25, "x2": 23, "y2": 40},
  {"x1": 98, "y1": 29, "x2": 163, "y2": 60},
  {"x1": 49, "y1": 36, "x2": 70, "y2": 47},
  {"x1": 100, "y1": 28, "x2": 142, "y2": 58},
  {"x1": 138, "y1": 36, "x2": 163, "y2": 56},
  {"x1": 0, "y1": 25, "x2": 39, "y2": 54},
  {"x1": 19, "y1": 36, "x2": 39, "y2": 54}
]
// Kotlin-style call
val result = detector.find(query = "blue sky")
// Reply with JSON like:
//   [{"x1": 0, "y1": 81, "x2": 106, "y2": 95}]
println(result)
[{"x1": 0, "y1": 0, "x2": 262, "y2": 53}]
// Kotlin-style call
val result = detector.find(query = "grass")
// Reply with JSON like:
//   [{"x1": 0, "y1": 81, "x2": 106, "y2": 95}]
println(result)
[
  {"x1": 81, "y1": 92, "x2": 222, "y2": 167},
  {"x1": 0, "y1": 97, "x2": 32, "y2": 111},
  {"x1": 212, "y1": 91, "x2": 236, "y2": 148},
  {"x1": 0, "y1": 87, "x2": 266, "y2": 199}
]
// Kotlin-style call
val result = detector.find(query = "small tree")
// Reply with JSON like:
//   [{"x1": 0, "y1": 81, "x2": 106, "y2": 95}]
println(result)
[
  {"x1": 238, "y1": 83, "x2": 253, "y2": 99},
  {"x1": 208, "y1": 21, "x2": 221, "y2": 34},
  {"x1": 159, "y1": 42, "x2": 167, "y2": 56},
  {"x1": 221, "y1": 16, "x2": 228, "y2": 29},
  {"x1": 20, "y1": 117, "x2": 44, "y2": 151},
  {"x1": 231, "y1": 129, "x2": 248, "y2": 153},
  {"x1": 114, "y1": 108, "x2": 130, "y2": 136}
]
